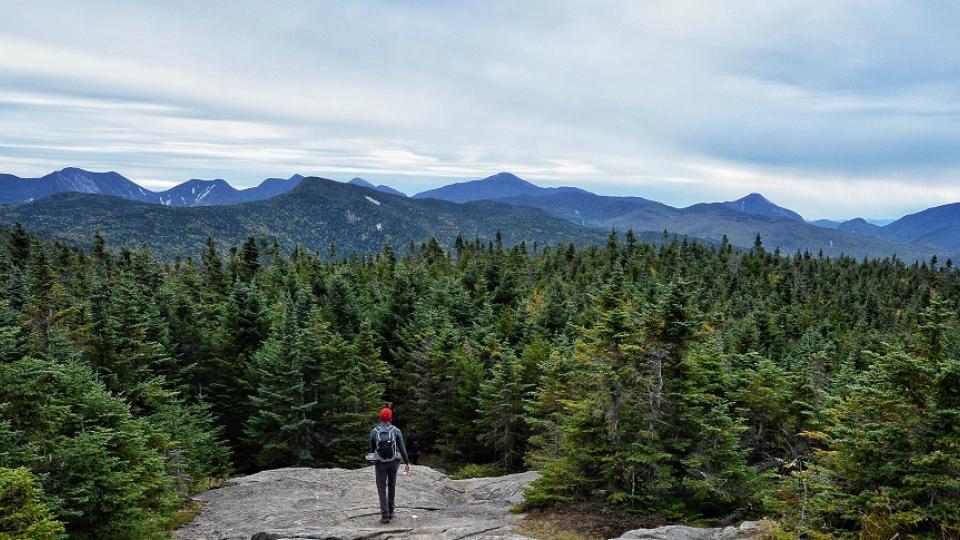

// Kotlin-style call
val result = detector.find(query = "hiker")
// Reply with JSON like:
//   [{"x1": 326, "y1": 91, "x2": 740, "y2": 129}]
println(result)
[
  {"x1": 370, "y1": 407, "x2": 411, "y2": 523},
  {"x1": 407, "y1": 428, "x2": 422, "y2": 465}
]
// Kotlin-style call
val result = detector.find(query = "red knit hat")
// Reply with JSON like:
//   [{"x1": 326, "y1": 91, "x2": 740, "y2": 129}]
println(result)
[{"x1": 379, "y1": 408, "x2": 392, "y2": 423}]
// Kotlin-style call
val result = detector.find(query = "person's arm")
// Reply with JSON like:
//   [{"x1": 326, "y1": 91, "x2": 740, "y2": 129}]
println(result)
[
  {"x1": 395, "y1": 428, "x2": 411, "y2": 472},
  {"x1": 370, "y1": 429, "x2": 377, "y2": 454}
]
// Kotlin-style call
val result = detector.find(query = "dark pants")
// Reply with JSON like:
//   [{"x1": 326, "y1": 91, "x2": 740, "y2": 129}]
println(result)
[{"x1": 374, "y1": 460, "x2": 400, "y2": 517}]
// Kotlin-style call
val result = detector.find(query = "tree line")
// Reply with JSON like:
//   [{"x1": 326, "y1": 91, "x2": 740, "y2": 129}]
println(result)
[{"x1": 0, "y1": 224, "x2": 957, "y2": 538}]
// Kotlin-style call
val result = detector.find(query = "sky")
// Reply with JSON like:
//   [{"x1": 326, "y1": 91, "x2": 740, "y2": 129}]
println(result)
[{"x1": 1, "y1": 1, "x2": 960, "y2": 220}]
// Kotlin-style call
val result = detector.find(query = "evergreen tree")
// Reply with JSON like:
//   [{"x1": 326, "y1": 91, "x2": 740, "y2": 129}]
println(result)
[
  {"x1": 476, "y1": 348, "x2": 531, "y2": 472},
  {"x1": 23, "y1": 241, "x2": 58, "y2": 353},
  {"x1": 243, "y1": 301, "x2": 318, "y2": 468},
  {"x1": 322, "y1": 322, "x2": 389, "y2": 465},
  {"x1": 0, "y1": 300, "x2": 27, "y2": 364},
  {"x1": 2, "y1": 223, "x2": 959, "y2": 537},
  {"x1": 788, "y1": 300, "x2": 960, "y2": 538},
  {"x1": 206, "y1": 280, "x2": 269, "y2": 455},
  {"x1": 238, "y1": 236, "x2": 260, "y2": 281},
  {"x1": 0, "y1": 358, "x2": 178, "y2": 539},
  {"x1": 0, "y1": 467, "x2": 65, "y2": 540},
  {"x1": 667, "y1": 345, "x2": 762, "y2": 517}
]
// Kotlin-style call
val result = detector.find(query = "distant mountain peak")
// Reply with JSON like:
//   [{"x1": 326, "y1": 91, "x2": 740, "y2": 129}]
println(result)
[
  {"x1": 741, "y1": 192, "x2": 770, "y2": 203},
  {"x1": 413, "y1": 172, "x2": 544, "y2": 203},
  {"x1": 723, "y1": 193, "x2": 804, "y2": 222},
  {"x1": 349, "y1": 177, "x2": 376, "y2": 188},
  {"x1": 486, "y1": 172, "x2": 536, "y2": 186},
  {"x1": 347, "y1": 177, "x2": 406, "y2": 197},
  {"x1": 259, "y1": 174, "x2": 303, "y2": 185},
  {"x1": 185, "y1": 177, "x2": 230, "y2": 185},
  {"x1": 490, "y1": 171, "x2": 523, "y2": 180},
  {"x1": 836, "y1": 217, "x2": 882, "y2": 238}
]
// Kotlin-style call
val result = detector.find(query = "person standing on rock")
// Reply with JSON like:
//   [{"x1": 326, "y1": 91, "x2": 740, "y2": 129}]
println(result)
[
  {"x1": 407, "y1": 428, "x2": 422, "y2": 465},
  {"x1": 370, "y1": 407, "x2": 410, "y2": 524}
]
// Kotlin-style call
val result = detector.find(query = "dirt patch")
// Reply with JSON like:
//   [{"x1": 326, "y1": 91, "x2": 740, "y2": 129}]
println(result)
[{"x1": 168, "y1": 499, "x2": 206, "y2": 531}]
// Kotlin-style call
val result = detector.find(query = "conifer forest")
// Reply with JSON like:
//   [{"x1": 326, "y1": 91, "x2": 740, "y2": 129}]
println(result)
[{"x1": 1, "y1": 224, "x2": 958, "y2": 539}]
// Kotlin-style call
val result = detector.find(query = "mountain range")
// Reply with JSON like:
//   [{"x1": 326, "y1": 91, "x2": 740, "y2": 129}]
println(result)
[
  {"x1": 879, "y1": 203, "x2": 960, "y2": 251},
  {"x1": 0, "y1": 168, "x2": 156, "y2": 204},
  {"x1": 1, "y1": 168, "x2": 343, "y2": 207},
  {"x1": 157, "y1": 174, "x2": 306, "y2": 206},
  {"x1": 0, "y1": 177, "x2": 603, "y2": 258},
  {"x1": 1, "y1": 168, "x2": 958, "y2": 260},
  {"x1": 411, "y1": 172, "x2": 955, "y2": 260},
  {"x1": 0, "y1": 168, "x2": 416, "y2": 207}
]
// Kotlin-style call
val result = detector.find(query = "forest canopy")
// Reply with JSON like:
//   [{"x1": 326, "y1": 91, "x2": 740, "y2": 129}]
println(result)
[{"x1": 0, "y1": 223, "x2": 957, "y2": 539}]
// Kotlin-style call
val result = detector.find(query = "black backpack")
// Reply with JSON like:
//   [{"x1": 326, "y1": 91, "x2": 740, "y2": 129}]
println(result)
[{"x1": 375, "y1": 426, "x2": 397, "y2": 460}]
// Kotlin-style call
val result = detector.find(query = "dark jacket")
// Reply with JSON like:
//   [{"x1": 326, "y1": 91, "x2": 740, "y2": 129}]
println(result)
[
  {"x1": 407, "y1": 433, "x2": 422, "y2": 456},
  {"x1": 370, "y1": 422, "x2": 410, "y2": 464}
]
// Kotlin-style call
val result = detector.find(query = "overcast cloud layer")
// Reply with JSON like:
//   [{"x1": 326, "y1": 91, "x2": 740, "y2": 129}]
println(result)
[{"x1": 2, "y1": 1, "x2": 959, "y2": 219}]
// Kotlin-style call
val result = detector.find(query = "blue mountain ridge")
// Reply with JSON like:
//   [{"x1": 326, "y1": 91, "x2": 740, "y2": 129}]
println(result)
[{"x1": 3, "y1": 167, "x2": 959, "y2": 254}]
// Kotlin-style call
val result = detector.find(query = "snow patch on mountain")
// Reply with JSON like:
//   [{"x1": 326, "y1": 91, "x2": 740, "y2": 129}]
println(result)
[
  {"x1": 195, "y1": 185, "x2": 216, "y2": 204},
  {"x1": 61, "y1": 170, "x2": 100, "y2": 193}
]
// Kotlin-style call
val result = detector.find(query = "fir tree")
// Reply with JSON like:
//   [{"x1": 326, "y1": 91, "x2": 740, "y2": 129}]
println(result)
[
  {"x1": 0, "y1": 467, "x2": 65, "y2": 540},
  {"x1": 476, "y1": 348, "x2": 531, "y2": 472},
  {"x1": 243, "y1": 301, "x2": 319, "y2": 468}
]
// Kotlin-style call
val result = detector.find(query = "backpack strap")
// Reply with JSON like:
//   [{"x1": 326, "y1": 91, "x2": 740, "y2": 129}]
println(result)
[{"x1": 376, "y1": 425, "x2": 395, "y2": 442}]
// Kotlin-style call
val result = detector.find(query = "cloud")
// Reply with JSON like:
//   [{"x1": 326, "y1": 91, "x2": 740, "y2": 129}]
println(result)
[{"x1": 1, "y1": 0, "x2": 959, "y2": 218}]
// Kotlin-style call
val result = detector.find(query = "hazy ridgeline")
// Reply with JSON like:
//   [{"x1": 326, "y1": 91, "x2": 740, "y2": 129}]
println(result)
[{"x1": 1, "y1": 224, "x2": 958, "y2": 539}]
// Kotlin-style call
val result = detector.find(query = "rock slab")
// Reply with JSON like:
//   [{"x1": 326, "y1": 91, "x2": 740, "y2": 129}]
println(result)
[
  {"x1": 614, "y1": 521, "x2": 761, "y2": 540},
  {"x1": 175, "y1": 466, "x2": 538, "y2": 540}
]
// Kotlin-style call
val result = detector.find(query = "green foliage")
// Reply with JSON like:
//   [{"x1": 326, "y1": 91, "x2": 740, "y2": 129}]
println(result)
[
  {"x1": 0, "y1": 467, "x2": 65, "y2": 540},
  {"x1": 0, "y1": 358, "x2": 177, "y2": 539},
  {"x1": 476, "y1": 348, "x2": 532, "y2": 472},
  {"x1": 2, "y1": 224, "x2": 960, "y2": 538},
  {"x1": 450, "y1": 463, "x2": 506, "y2": 480},
  {"x1": 776, "y1": 298, "x2": 960, "y2": 538},
  {"x1": 243, "y1": 306, "x2": 389, "y2": 469}
]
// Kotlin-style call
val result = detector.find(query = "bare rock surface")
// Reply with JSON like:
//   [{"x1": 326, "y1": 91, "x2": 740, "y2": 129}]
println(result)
[
  {"x1": 175, "y1": 466, "x2": 538, "y2": 540},
  {"x1": 613, "y1": 522, "x2": 761, "y2": 540}
]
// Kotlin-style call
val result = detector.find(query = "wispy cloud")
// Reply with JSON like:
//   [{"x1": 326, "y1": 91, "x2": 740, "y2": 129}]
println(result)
[{"x1": 1, "y1": 1, "x2": 959, "y2": 219}]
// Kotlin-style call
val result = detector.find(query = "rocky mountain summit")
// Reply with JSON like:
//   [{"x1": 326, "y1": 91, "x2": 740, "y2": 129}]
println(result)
[
  {"x1": 175, "y1": 467, "x2": 761, "y2": 540},
  {"x1": 175, "y1": 466, "x2": 537, "y2": 540}
]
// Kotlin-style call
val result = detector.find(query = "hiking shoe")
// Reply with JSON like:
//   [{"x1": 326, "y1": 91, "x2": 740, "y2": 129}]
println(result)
[
  {"x1": 379, "y1": 517, "x2": 390, "y2": 524},
  {"x1": 388, "y1": 511, "x2": 395, "y2": 519}
]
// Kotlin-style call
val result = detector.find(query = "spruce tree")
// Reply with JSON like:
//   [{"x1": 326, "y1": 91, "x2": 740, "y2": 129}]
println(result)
[
  {"x1": 791, "y1": 299, "x2": 960, "y2": 538},
  {"x1": 0, "y1": 467, "x2": 65, "y2": 540},
  {"x1": 243, "y1": 303, "x2": 319, "y2": 469},
  {"x1": 322, "y1": 322, "x2": 389, "y2": 466},
  {"x1": 0, "y1": 357, "x2": 178, "y2": 539},
  {"x1": 476, "y1": 348, "x2": 531, "y2": 472},
  {"x1": 207, "y1": 280, "x2": 269, "y2": 454}
]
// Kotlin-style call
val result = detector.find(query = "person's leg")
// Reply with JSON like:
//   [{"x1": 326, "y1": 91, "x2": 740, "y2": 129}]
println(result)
[
  {"x1": 411, "y1": 455, "x2": 419, "y2": 465},
  {"x1": 375, "y1": 463, "x2": 389, "y2": 520},
  {"x1": 386, "y1": 460, "x2": 400, "y2": 517}
]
